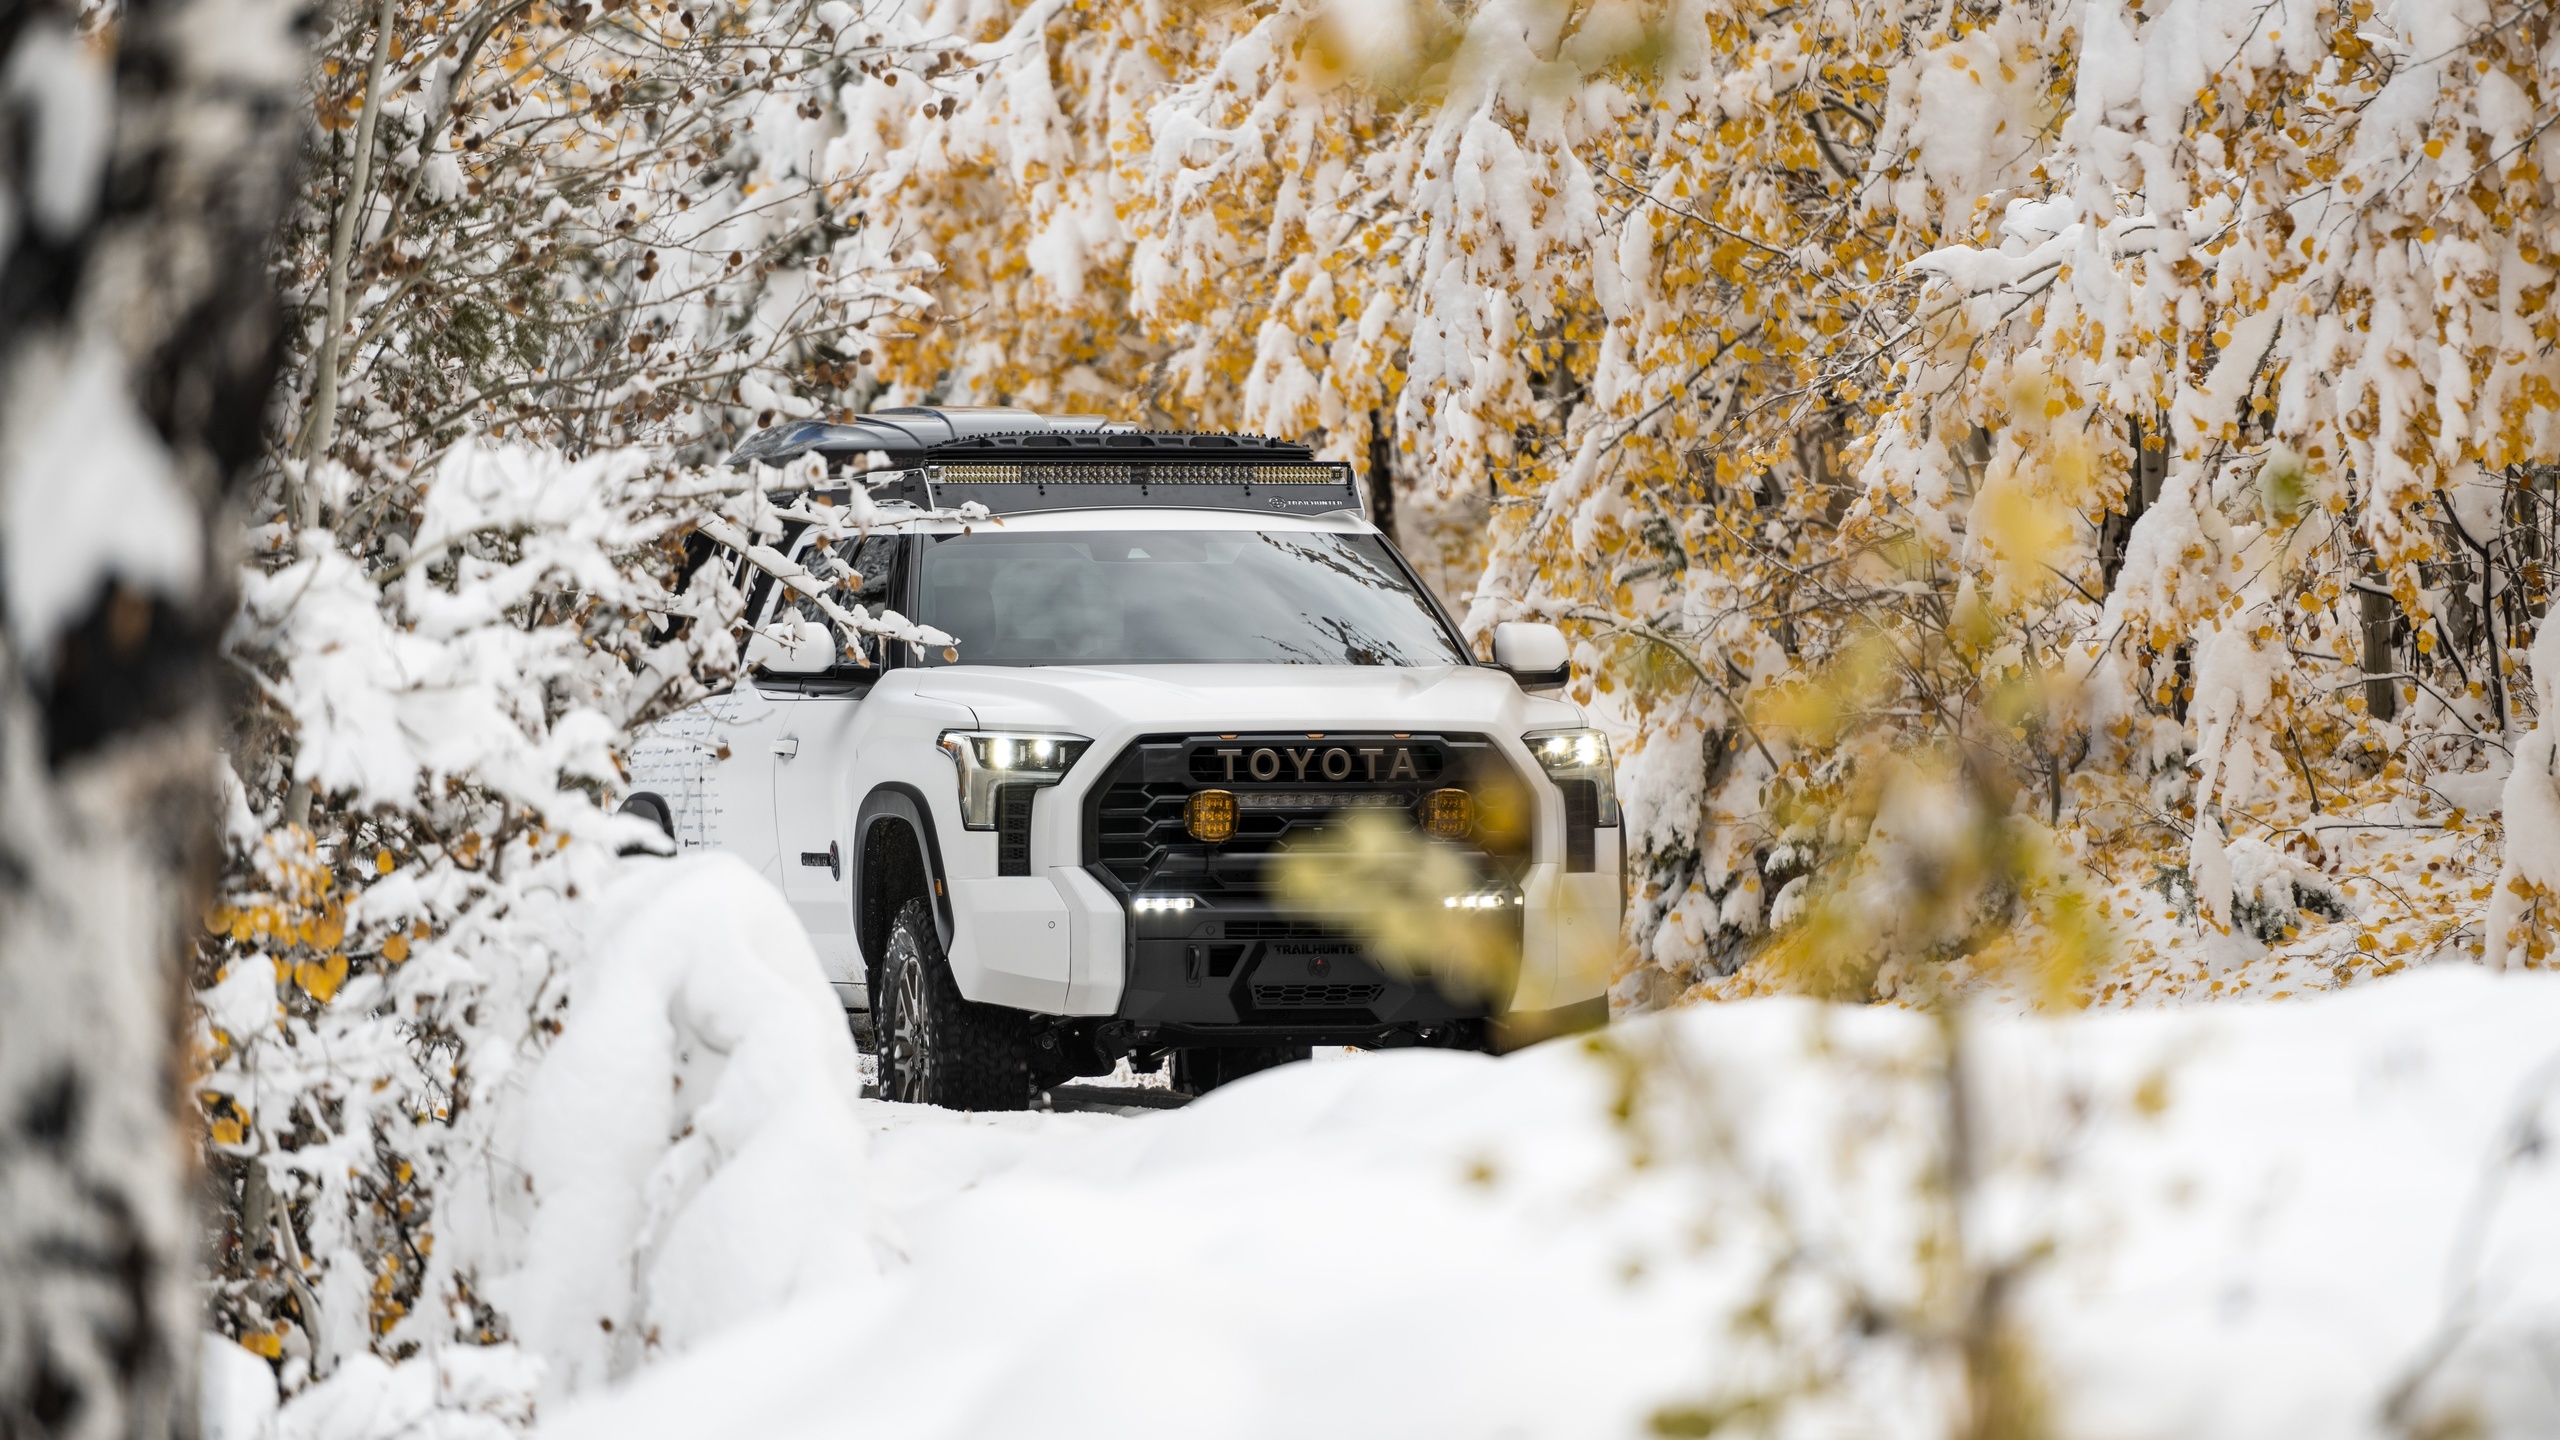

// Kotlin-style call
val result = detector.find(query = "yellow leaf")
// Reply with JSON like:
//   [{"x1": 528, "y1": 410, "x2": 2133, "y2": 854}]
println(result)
[
  {"x1": 376, "y1": 849, "x2": 396, "y2": 875},
  {"x1": 295, "y1": 953, "x2": 349, "y2": 1003},
  {"x1": 242, "y1": 1331, "x2": 284, "y2": 1360},
  {"x1": 382, "y1": 933, "x2": 410, "y2": 964},
  {"x1": 312, "y1": 901, "x2": 346, "y2": 952}
]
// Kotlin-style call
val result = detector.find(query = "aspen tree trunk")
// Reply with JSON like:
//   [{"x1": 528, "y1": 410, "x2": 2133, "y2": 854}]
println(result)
[
  {"x1": 2361, "y1": 577, "x2": 2400, "y2": 723},
  {"x1": 1365, "y1": 407, "x2": 1399, "y2": 547},
  {"x1": 0, "y1": 0, "x2": 303, "y2": 1434},
  {"x1": 296, "y1": 0, "x2": 400, "y2": 492}
]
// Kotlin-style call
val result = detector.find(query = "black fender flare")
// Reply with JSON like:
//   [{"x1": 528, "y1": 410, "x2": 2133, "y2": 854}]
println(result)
[{"x1": 853, "y1": 783, "x2": 955, "y2": 963}]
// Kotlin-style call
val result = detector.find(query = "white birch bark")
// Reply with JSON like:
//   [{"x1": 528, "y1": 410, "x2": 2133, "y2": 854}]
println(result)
[{"x1": 0, "y1": 0, "x2": 305, "y2": 1433}]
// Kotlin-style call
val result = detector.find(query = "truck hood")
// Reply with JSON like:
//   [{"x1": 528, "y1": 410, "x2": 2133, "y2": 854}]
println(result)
[{"x1": 911, "y1": 664, "x2": 1582, "y2": 741}]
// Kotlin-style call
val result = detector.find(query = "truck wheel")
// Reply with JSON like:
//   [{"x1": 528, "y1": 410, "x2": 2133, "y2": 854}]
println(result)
[
  {"x1": 1173, "y1": 1044, "x2": 1311, "y2": 1095},
  {"x1": 878, "y1": 898, "x2": 1031, "y2": 1111}
]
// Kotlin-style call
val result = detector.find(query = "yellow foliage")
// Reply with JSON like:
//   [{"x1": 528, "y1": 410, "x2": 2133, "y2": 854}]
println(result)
[{"x1": 294, "y1": 953, "x2": 349, "y2": 1003}]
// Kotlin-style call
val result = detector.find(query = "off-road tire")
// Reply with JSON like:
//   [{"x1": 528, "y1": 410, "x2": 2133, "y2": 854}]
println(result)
[
  {"x1": 878, "y1": 899, "x2": 1031, "y2": 1110},
  {"x1": 1173, "y1": 1044, "x2": 1311, "y2": 1095}
]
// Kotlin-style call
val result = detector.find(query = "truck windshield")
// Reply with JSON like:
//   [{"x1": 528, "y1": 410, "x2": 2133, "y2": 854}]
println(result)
[{"x1": 915, "y1": 529, "x2": 1468, "y2": 666}]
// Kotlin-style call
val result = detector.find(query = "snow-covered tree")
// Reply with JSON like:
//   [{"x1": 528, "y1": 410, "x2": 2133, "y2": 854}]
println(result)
[
  {"x1": 831, "y1": 0, "x2": 2560, "y2": 998},
  {"x1": 0, "y1": 0, "x2": 304, "y2": 1432},
  {"x1": 198, "y1": 0, "x2": 973, "y2": 1389},
  {"x1": 274, "y1": 0, "x2": 961, "y2": 490}
]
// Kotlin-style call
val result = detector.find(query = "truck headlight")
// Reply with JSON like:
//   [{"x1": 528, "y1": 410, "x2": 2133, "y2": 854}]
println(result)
[
  {"x1": 938, "y1": 731, "x2": 1091, "y2": 830},
  {"x1": 1524, "y1": 728, "x2": 1622, "y2": 827}
]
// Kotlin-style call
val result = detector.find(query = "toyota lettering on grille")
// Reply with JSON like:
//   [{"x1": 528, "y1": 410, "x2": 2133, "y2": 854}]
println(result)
[{"x1": 1205, "y1": 744, "x2": 1418, "y2": 783}]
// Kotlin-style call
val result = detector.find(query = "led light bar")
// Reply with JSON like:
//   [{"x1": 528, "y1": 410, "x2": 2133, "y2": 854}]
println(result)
[
  {"x1": 927, "y1": 461, "x2": 1351, "y2": 485},
  {"x1": 1235, "y1": 792, "x2": 1414, "y2": 812}
]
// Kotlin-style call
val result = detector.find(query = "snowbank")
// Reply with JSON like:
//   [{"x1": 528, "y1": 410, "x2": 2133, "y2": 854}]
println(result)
[
  {"x1": 543, "y1": 969, "x2": 2560, "y2": 1440},
  {"x1": 251, "y1": 854, "x2": 884, "y2": 1438},
  {"x1": 482, "y1": 854, "x2": 884, "y2": 1396}
]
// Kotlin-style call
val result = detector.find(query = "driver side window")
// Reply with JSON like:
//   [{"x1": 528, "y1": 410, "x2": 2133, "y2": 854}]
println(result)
[{"x1": 773, "y1": 531, "x2": 901, "y2": 669}]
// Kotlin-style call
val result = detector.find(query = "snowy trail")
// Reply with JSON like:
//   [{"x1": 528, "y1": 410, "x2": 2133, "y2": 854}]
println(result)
[
  {"x1": 551, "y1": 1043, "x2": 1708, "y2": 1439},
  {"x1": 542, "y1": 968, "x2": 2560, "y2": 1440}
]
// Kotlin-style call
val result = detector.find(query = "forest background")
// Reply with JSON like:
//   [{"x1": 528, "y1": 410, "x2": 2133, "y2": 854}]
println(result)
[{"x1": 20, "y1": 0, "x2": 2553, "y2": 1418}]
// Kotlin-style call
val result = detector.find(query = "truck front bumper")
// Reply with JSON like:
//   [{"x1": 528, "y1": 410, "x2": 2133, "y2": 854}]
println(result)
[{"x1": 1109, "y1": 852, "x2": 1617, "y2": 1030}]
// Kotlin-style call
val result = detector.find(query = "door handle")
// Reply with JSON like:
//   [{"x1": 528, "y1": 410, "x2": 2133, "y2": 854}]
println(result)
[
  {"x1": 798, "y1": 841, "x2": 841, "y2": 880},
  {"x1": 772, "y1": 735, "x2": 799, "y2": 759}
]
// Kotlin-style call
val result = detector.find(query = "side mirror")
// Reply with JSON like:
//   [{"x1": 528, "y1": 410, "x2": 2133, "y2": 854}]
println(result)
[
  {"x1": 744, "y1": 617, "x2": 835, "y2": 675},
  {"x1": 1492, "y1": 621, "x2": 1571, "y2": 689}
]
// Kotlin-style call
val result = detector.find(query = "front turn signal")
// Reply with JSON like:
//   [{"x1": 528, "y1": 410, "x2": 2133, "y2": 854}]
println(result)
[
  {"x1": 1186, "y1": 789, "x2": 1238, "y2": 843},
  {"x1": 1421, "y1": 787, "x2": 1475, "y2": 840}
]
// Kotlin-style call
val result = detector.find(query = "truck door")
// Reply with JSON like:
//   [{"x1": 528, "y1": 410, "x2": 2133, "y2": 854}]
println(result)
[
  {"x1": 663, "y1": 528, "x2": 814, "y2": 886},
  {"x1": 691, "y1": 687, "x2": 791, "y2": 881},
  {"x1": 769, "y1": 531, "x2": 902, "y2": 1001}
]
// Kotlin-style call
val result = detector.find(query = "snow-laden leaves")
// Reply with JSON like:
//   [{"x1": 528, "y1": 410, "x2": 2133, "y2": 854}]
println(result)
[{"x1": 837, "y1": 0, "x2": 2560, "y2": 994}]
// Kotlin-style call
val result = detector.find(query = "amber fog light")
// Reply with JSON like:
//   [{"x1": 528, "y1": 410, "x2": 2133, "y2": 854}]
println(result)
[
  {"x1": 1186, "y1": 789, "x2": 1238, "y2": 843},
  {"x1": 1421, "y1": 787, "x2": 1475, "y2": 839}
]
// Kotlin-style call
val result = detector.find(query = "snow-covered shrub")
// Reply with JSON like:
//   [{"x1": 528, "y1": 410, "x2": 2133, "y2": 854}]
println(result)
[
  {"x1": 483, "y1": 854, "x2": 881, "y2": 1395},
  {"x1": 200, "y1": 849, "x2": 876, "y2": 1439},
  {"x1": 196, "y1": 439, "x2": 929, "y2": 1398},
  {"x1": 2489, "y1": 608, "x2": 2560, "y2": 968},
  {"x1": 205, "y1": 0, "x2": 1010, "y2": 1388},
  {"x1": 2149, "y1": 838, "x2": 2351, "y2": 947}
]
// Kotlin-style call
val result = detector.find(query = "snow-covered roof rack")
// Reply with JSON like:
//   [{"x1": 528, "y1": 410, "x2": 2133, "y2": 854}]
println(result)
[
  {"x1": 727, "y1": 405, "x2": 1112, "y2": 469},
  {"x1": 729, "y1": 407, "x2": 1363, "y2": 517}
]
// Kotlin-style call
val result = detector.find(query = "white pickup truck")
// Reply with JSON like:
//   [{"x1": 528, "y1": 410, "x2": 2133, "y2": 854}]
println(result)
[{"x1": 626, "y1": 407, "x2": 1618, "y2": 1109}]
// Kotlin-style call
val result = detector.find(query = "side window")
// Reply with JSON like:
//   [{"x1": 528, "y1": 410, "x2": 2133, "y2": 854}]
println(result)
[
  {"x1": 738, "y1": 521, "x2": 806, "y2": 627},
  {"x1": 775, "y1": 531, "x2": 901, "y2": 668}
]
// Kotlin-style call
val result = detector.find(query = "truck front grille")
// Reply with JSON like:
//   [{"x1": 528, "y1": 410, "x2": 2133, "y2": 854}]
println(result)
[
  {"x1": 1088, "y1": 733, "x2": 1527, "y2": 1028},
  {"x1": 1083, "y1": 732, "x2": 1529, "y2": 900}
]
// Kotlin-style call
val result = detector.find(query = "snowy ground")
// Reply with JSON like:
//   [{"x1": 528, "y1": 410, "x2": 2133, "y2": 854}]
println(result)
[
  {"x1": 541, "y1": 969, "x2": 2560, "y2": 1440},
  {"x1": 227, "y1": 857, "x2": 2560, "y2": 1440}
]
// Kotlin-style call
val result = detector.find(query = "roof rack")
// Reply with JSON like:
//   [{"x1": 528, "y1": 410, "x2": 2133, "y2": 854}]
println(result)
[{"x1": 729, "y1": 407, "x2": 1363, "y2": 517}]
